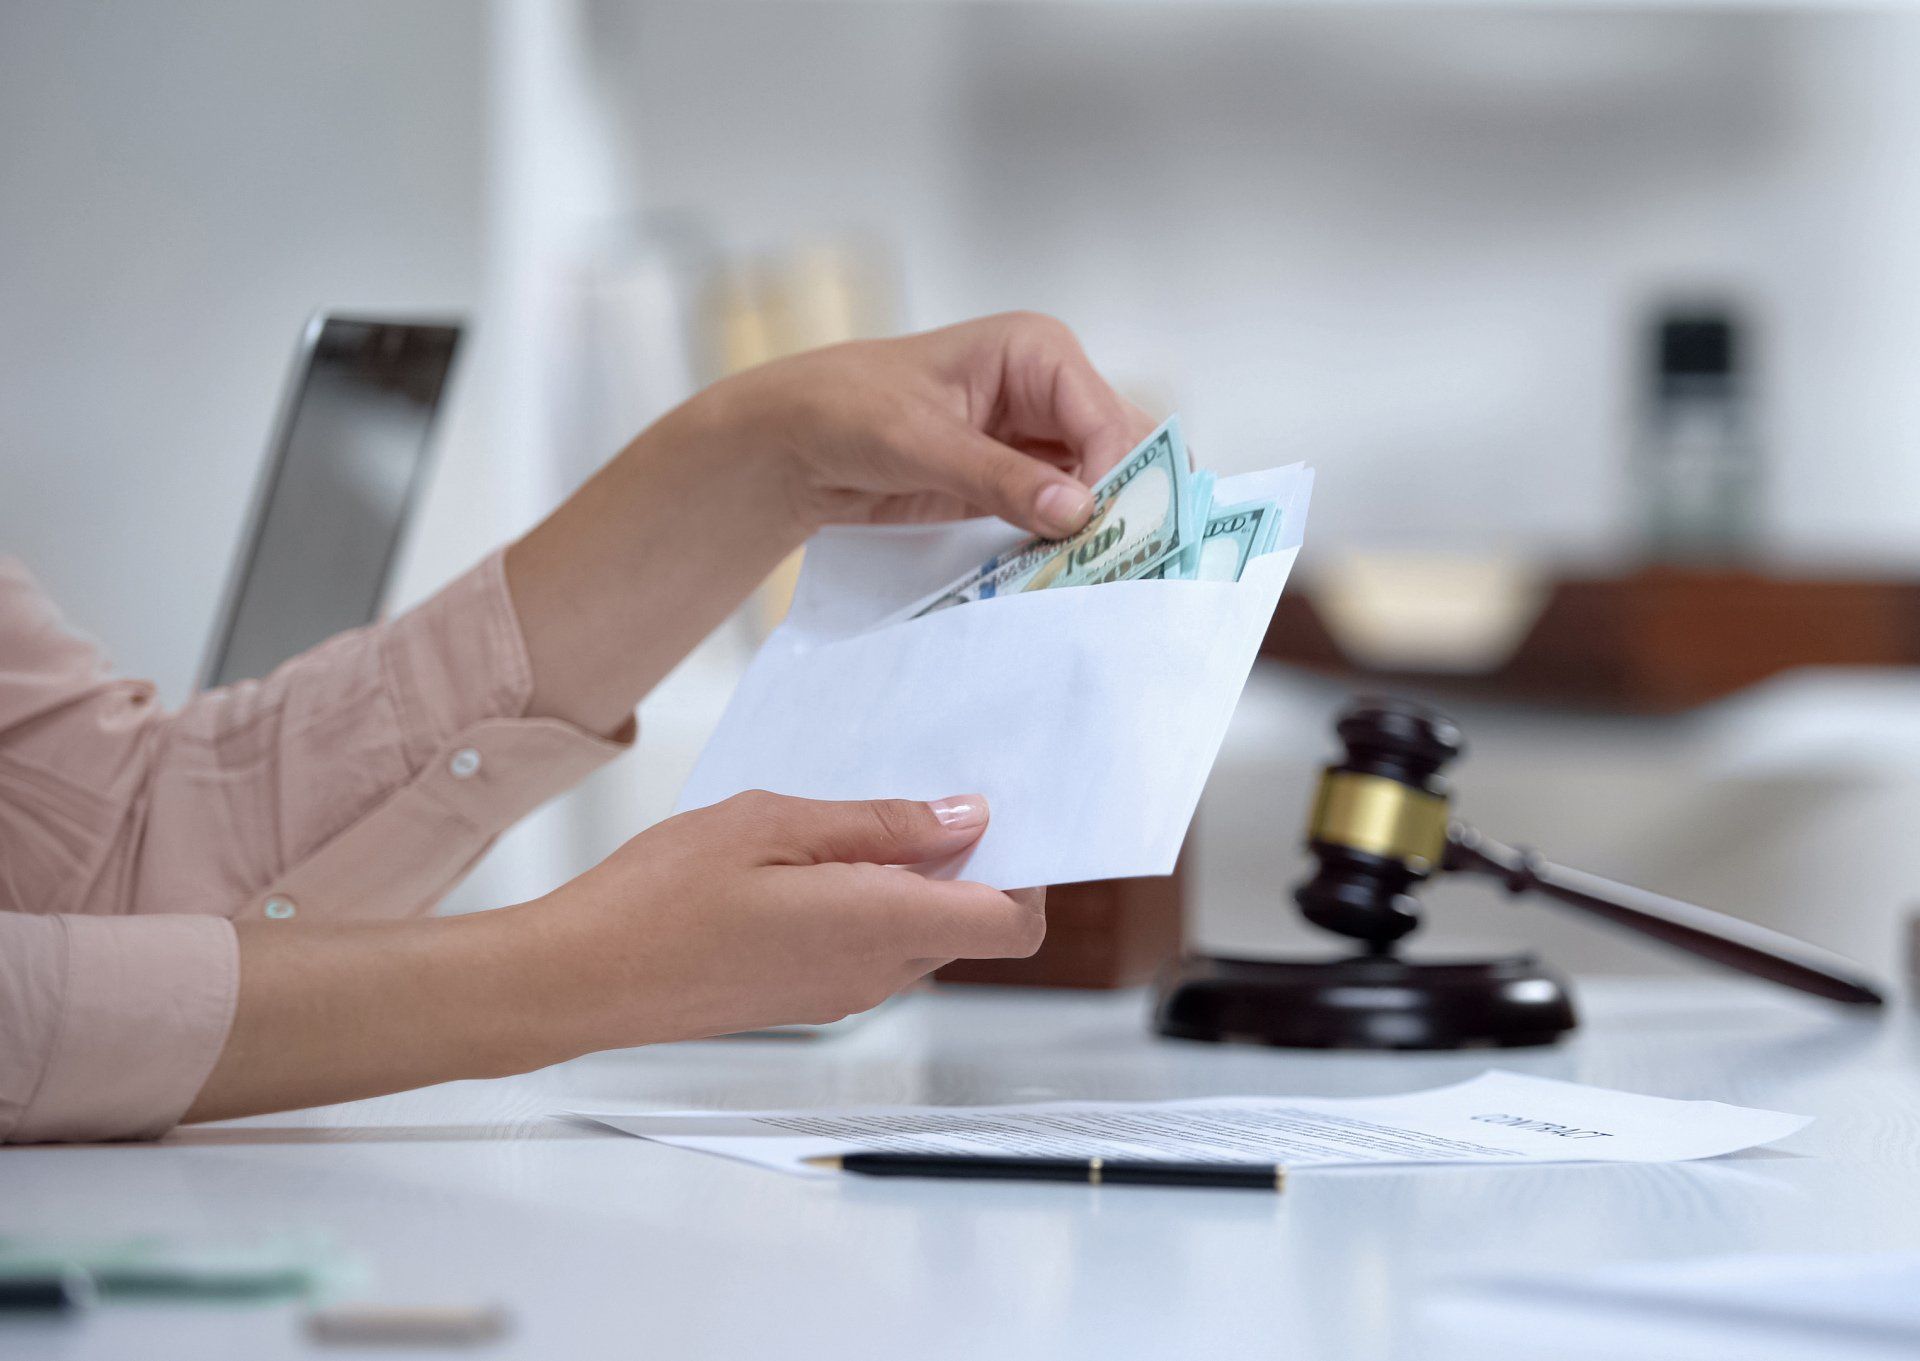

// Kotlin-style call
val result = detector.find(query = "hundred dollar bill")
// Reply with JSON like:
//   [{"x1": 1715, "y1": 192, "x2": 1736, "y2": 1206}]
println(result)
[
  {"x1": 1191, "y1": 499, "x2": 1281, "y2": 582},
  {"x1": 887, "y1": 416, "x2": 1197, "y2": 621},
  {"x1": 1142, "y1": 498, "x2": 1280, "y2": 582},
  {"x1": 1171, "y1": 470, "x2": 1217, "y2": 579}
]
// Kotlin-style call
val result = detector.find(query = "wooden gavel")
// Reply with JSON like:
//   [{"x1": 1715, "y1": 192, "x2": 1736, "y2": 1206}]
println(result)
[{"x1": 1296, "y1": 697, "x2": 1885, "y2": 1007}]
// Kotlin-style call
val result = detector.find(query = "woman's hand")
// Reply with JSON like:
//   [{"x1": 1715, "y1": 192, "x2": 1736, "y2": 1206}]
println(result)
[
  {"x1": 186, "y1": 314, "x2": 1121, "y2": 1124},
  {"x1": 700, "y1": 311, "x2": 1159, "y2": 539},
  {"x1": 186, "y1": 794, "x2": 1040, "y2": 1123},
  {"x1": 517, "y1": 791, "x2": 1043, "y2": 1054},
  {"x1": 507, "y1": 313, "x2": 1153, "y2": 735}
]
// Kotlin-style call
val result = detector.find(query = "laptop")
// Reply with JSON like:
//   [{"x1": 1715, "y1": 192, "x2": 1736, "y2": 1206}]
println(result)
[{"x1": 199, "y1": 313, "x2": 462, "y2": 689}]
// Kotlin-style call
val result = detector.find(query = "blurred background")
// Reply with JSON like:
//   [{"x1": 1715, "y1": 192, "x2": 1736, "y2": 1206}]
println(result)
[{"x1": 6, "y1": 0, "x2": 1920, "y2": 985}]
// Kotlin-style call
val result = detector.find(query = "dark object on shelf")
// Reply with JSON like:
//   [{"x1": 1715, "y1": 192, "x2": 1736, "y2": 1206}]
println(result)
[
  {"x1": 1155, "y1": 697, "x2": 1886, "y2": 1050},
  {"x1": 936, "y1": 854, "x2": 1184, "y2": 989},
  {"x1": 1638, "y1": 304, "x2": 1761, "y2": 564},
  {"x1": 1261, "y1": 569, "x2": 1920, "y2": 714}
]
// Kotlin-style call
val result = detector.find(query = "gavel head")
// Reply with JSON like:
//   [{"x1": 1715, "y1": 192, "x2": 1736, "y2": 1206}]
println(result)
[{"x1": 1294, "y1": 697, "x2": 1463, "y2": 949}]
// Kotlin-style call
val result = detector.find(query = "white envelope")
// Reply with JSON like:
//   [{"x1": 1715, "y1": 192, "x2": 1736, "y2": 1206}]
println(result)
[{"x1": 675, "y1": 464, "x2": 1313, "y2": 889}]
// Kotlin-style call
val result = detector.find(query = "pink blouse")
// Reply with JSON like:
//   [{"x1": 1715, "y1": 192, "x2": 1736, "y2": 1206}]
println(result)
[{"x1": 0, "y1": 552, "x2": 630, "y2": 1143}]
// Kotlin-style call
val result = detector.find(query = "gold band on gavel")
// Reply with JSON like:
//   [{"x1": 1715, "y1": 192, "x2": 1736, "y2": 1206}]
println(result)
[{"x1": 1307, "y1": 771, "x2": 1451, "y2": 874}]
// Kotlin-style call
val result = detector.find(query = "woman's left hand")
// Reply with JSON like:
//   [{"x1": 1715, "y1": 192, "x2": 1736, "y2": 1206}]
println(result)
[
  {"x1": 509, "y1": 311, "x2": 1154, "y2": 733},
  {"x1": 693, "y1": 310, "x2": 1158, "y2": 540}
]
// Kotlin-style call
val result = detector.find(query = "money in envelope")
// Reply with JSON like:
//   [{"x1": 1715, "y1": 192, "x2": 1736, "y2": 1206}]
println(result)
[{"x1": 677, "y1": 417, "x2": 1313, "y2": 889}]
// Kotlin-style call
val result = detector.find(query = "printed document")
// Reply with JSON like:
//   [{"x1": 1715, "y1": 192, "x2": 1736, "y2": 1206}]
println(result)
[{"x1": 573, "y1": 1071, "x2": 1807, "y2": 1177}]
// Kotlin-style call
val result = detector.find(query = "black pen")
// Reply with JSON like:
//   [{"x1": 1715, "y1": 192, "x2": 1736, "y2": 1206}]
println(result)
[{"x1": 809, "y1": 1153, "x2": 1285, "y2": 1191}]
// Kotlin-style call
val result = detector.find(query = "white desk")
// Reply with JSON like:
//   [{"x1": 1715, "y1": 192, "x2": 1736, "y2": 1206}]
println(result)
[{"x1": 4, "y1": 979, "x2": 1916, "y2": 1360}]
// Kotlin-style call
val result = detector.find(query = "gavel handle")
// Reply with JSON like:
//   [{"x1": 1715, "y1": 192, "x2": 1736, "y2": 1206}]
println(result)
[{"x1": 1444, "y1": 825, "x2": 1886, "y2": 1007}]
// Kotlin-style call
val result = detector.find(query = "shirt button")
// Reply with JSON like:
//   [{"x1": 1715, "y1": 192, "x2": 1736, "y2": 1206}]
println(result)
[
  {"x1": 449, "y1": 747, "x2": 482, "y2": 779},
  {"x1": 263, "y1": 896, "x2": 297, "y2": 920}
]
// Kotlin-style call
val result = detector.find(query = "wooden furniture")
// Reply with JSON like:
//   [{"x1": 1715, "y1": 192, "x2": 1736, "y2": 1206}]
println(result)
[
  {"x1": 1263, "y1": 567, "x2": 1920, "y2": 713},
  {"x1": 934, "y1": 862, "x2": 1184, "y2": 989},
  {"x1": 8, "y1": 980, "x2": 1913, "y2": 1361}
]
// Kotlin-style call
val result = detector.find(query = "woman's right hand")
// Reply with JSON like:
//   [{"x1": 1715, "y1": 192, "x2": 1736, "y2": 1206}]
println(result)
[
  {"x1": 514, "y1": 791, "x2": 1045, "y2": 1058},
  {"x1": 187, "y1": 791, "x2": 1039, "y2": 1125}
]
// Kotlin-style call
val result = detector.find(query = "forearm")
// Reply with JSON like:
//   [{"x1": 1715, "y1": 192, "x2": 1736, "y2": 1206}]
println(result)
[
  {"x1": 183, "y1": 908, "x2": 573, "y2": 1124},
  {"x1": 505, "y1": 386, "x2": 807, "y2": 736},
  {"x1": 501, "y1": 315, "x2": 1148, "y2": 737},
  {"x1": 178, "y1": 787, "x2": 1039, "y2": 1127}
]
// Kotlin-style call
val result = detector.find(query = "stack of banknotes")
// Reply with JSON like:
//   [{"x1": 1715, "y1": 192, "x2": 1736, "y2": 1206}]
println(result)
[{"x1": 885, "y1": 416, "x2": 1283, "y2": 624}]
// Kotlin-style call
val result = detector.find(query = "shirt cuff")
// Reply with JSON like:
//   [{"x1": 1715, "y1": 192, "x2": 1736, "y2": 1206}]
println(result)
[
  {"x1": 236, "y1": 551, "x2": 635, "y2": 924},
  {"x1": 244, "y1": 717, "x2": 630, "y2": 922},
  {"x1": 382, "y1": 550, "x2": 561, "y2": 767},
  {"x1": 10, "y1": 914, "x2": 238, "y2": 1143}
]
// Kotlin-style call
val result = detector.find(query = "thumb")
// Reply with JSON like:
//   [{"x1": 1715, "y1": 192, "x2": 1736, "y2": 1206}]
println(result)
[
  {"x1": 756, "y1": 792, "x2": 991, "y2": 866},
  {"x1": 933, "y1": 426, "x2": 1096, "y2": 540}
]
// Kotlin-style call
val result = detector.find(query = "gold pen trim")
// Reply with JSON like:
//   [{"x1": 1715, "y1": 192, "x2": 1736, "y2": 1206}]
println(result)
[{"x1": 1089, "y1": 1156, "x2": 1103, "y2": 1186}]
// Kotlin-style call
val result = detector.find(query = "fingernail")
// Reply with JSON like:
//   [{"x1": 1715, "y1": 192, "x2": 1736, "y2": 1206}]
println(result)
[
  {"x1": 1036, "y1": 483, "x2": 1093, "y2": 536},
  {"x1": 929, "y1": 795, "x2": 988, "y2": 830}
]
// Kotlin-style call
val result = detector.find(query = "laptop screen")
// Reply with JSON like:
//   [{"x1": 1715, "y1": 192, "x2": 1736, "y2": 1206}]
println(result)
[{"x1": 200, "y1": 315, "x2": 461, "y2": 689}]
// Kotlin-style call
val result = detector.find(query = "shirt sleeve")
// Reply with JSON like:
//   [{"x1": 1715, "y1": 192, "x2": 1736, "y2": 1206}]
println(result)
[
  {"x1": 0, "y1": 551, "x2": 633, "y2": 1142},
  {"x1": 0, "y1": 913, "x2": 237, "y2": 1142}
]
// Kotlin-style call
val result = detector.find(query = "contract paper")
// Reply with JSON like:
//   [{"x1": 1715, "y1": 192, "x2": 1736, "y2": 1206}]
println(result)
[
  {"x1": 573, "y1": 1071, "x2": 1808, "y2": 1178},
  {"x1": 674, "y1": 464, "x2": 1313, "y2": 890}
]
